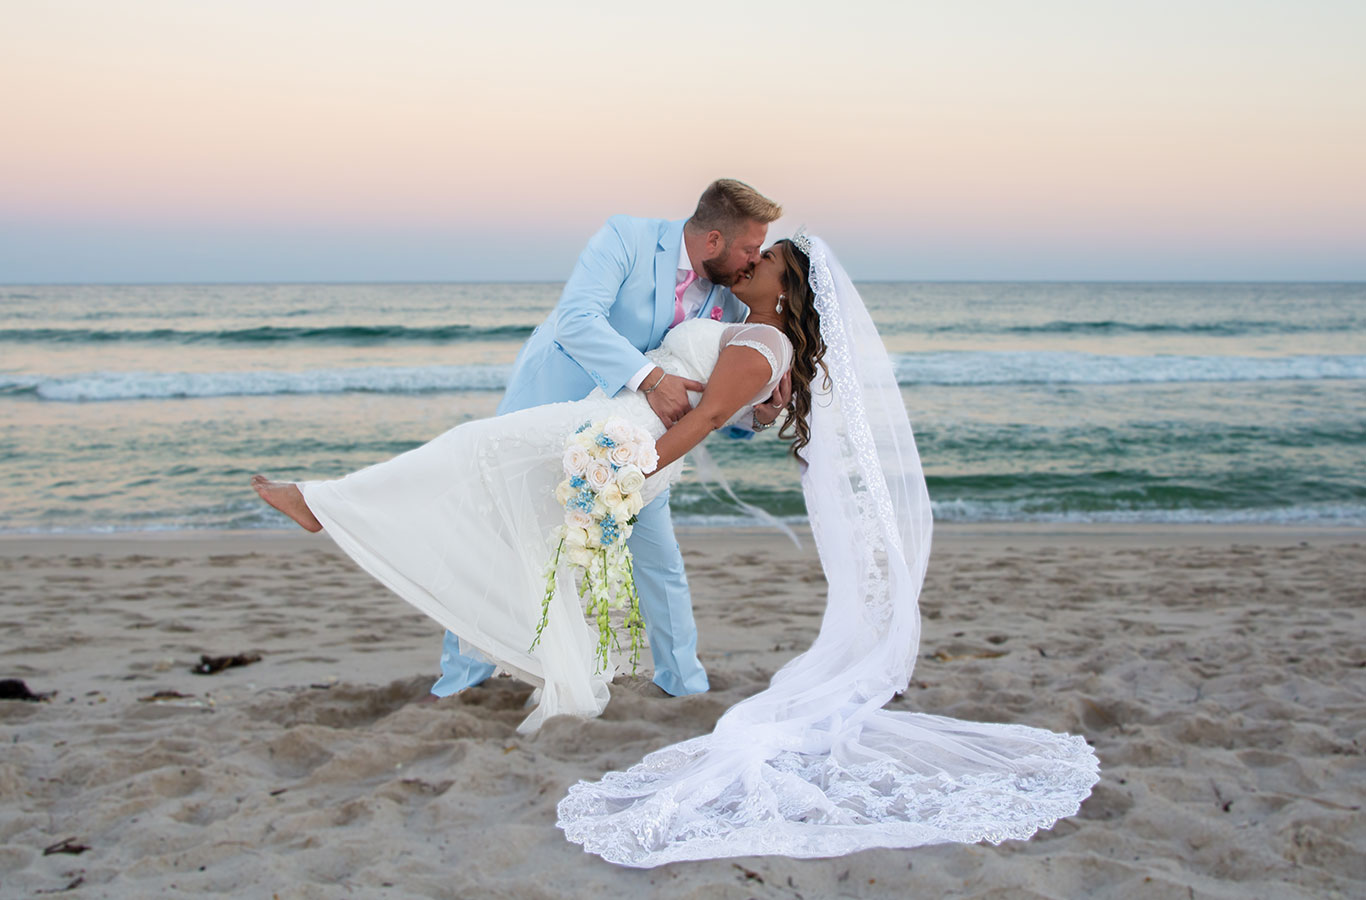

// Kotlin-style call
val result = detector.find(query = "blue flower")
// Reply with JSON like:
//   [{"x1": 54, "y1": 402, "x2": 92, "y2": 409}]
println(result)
[
  {"x1": 599, "y1": 513, "x2": 620, "y2": 546},
  {"x1": 569, "y1": 475, "x2": 586, "y2": 489},
  {"x1": 596, "y1": 434, "x2": 615, "y2": 448},
  {"x1": 575, "y1": 421, "x2": 591, "y2": 434}
]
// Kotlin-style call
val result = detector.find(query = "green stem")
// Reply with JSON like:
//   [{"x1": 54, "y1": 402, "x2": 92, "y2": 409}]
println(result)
[{"x1": 529, "y1": 538, "x2": 564, "y2": 652}]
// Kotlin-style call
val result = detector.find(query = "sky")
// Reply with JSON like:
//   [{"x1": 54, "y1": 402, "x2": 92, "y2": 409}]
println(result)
[{"x1": 2, "y1": 0, "x2": 1363, "y2": 282}]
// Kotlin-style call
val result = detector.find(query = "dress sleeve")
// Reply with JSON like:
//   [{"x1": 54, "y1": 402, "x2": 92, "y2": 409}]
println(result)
[{"x1": 721, "y1": 324, "x2": 793, "y2": 398}]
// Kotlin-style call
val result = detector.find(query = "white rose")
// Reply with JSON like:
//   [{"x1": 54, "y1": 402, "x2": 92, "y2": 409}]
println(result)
[
  {"x1": 599, "y1": 483, "x2": 623, "y2": 507},
  {"x1": 603, "y1": 417, "x2": 634, "y2": 445},
  {"x1": 565, "y1": 509, "x2": 594, "y2": 530},
  {"x1": 563, "y1": 525, "x2": 588, "y2": 548},
  {"x1": 563, "y1": 445, "x2": 590, "y2": 476},
  {"x1": 610, "y1": 501, "x2": 632, "y2": 523},
  {"x1": 573, "y1": 432, "x2": 595, "y2": 451},
  {"x1": 584, "y1": 523, "x2": 603, "y2": 548},
  {"x1": 634, "y1": 442, "x2": 659, "y2": 471},
  {"x1": 585, "y1": 460, "x2": 613, "y2": 491},
  {"x1": 568, "y1": 546, "x2": 593, "y2": 568},
  {"x1": 609, "y1": 443, "x2": 635, "y2": 468},
  {"x1": 615, "y1": 465, "x2": 646, "y2": 496},
  {"x1": 627, "y1": 492, "x2": 645, "y2": 516},
  {"x1": 554, "y1": 479, "x2": 575, "y2": 506}
]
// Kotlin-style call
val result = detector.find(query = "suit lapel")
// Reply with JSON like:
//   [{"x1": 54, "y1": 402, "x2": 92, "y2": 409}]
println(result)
[
  {"x1": 707, "y1": 287, "x2": 749, "y2": 324},
  {"x1": 653, "y1": 220, "x2": 686, "y2": 345},
  {"x1": 695, "y1": 283, "x2": 719, "y2": 321}
]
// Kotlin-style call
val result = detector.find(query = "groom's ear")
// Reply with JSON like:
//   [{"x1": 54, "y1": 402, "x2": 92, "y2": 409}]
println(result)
[{"x1": 703, "y1": 229, "x2": 725, "y2": 258}]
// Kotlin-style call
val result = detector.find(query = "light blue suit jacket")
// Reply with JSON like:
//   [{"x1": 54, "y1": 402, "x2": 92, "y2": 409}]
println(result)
[{"x1": 498, "y1": 216, "x2": 749, "y2": 414}]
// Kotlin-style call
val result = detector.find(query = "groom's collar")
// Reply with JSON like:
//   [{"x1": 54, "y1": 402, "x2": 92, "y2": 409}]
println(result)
[
  {"x1": 678, "y1": 240, "x2": 708, "y2": 283},
  {"x1": 678, "y1": 230, "x2": 714, "y2": 290},
  {"x1": 658, "y1": 218, "x2": 686, "y2": 251}
]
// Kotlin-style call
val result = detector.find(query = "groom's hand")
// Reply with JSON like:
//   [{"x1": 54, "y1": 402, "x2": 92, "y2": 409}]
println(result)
[
  {"x1": 644, "y1": 372, "x2": 705, "y2": 427},
  {"x1": 753, "y1": 371, "x2": 792, "y2": 428}
]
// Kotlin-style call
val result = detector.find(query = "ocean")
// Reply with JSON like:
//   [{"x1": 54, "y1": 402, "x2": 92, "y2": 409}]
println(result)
[{"x1": 2, "y1": 281, "x2": 1364, "y2": 533}]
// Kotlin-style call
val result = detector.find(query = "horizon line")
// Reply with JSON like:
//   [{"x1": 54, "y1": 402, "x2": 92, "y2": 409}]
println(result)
[{"x1": 6, "y1": 277, "x2": 1366, "y2": 288}]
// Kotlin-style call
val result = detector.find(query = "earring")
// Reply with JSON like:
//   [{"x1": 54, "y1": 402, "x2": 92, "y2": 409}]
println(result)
[{"x1": 776, "y1": 294, "x2": 785, "y2": 314}]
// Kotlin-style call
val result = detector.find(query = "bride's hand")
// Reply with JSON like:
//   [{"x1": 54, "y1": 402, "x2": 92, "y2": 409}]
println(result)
[
  {"x1": 753, "y1": 371, "x2": 791, "y2": 428},
  {"x1": 644, "y1": 372, "x2": 706, "y2": 427}
]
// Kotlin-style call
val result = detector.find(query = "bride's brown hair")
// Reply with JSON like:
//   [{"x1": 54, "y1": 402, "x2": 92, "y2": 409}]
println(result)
[{"x1": 772, "y1": 239, "x2": 826, "y2": 461}]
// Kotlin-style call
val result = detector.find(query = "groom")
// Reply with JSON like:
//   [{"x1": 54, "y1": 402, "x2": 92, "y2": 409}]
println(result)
[{"x1": 433, "y1": 179, "x2": 786, "y2": 699}]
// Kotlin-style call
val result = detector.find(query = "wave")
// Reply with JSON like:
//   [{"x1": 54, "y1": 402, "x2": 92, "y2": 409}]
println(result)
[
  {"x1": 672, "y1": 507, "x2": 1366, "y2": 528},
  {"x1": 7, "y1": 319, "x2": 1360, "y2": 345},
  {"x1": 6, "y1": 352, "x2": 1365, "y2": 401},
  {"x1": 893, "y1": 351, "x2": 1366, "y2": 386},
  {"x1": 8, "y1": 502, "x2": 1361, "y2": 534},
  {"x1": 908, "y1": 318, "x2": 1362, "y2": 337},
  {"x1": 922, "y1": 500, "x2": 1366, "y2": 527},
  {"x1": 0, "y1": 323, "x2": 536, "y2": 345},
  {"x1": 670, "y1": 488, "x2": 1366, "y2": 528},
  {"x1": 0, "y1": 365, "x2": 512, "y2": 401}
]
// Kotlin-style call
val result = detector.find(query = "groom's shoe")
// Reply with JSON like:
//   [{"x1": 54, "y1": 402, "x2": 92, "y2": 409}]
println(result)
[
  {"x1": 651, "y1": 649, "x2": 710, "y2": 697},
  {"x1": 430, "y1": 630, "x2": 498, "y2": 697},
  {"x1": 650, "y1": 633, "x2": 710, "y2": 696}
]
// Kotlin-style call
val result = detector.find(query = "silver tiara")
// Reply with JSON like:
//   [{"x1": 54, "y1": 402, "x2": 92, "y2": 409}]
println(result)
[{"x1": 790, "y1": 227, "x2": 812, "y2": 255}]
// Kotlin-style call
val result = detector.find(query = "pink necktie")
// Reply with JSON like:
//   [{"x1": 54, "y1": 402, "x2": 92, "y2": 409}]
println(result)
[{"x1": 671, "y1": 270, "x2": 698, "y2": 328}]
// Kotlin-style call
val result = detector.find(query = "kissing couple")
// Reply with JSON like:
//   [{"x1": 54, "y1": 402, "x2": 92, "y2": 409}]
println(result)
[{"x1": 253, "y1": 179, "x2": 1098, "y2": 866}]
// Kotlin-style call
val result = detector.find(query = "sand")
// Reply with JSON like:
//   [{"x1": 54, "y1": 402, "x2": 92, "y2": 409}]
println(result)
[{"x1": 1, "y1": 525, "x2": 1362, "y2": 899}]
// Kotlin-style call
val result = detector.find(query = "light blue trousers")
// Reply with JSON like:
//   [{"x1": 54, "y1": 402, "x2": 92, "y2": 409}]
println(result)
[{"x1": 431, "y1": 488, "x2": 710, "y2": 698}]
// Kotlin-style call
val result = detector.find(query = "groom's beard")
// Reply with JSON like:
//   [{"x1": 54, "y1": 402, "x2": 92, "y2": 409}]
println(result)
[{"x1": 701, "y1": 251, "x2": 744, "y2": 286}]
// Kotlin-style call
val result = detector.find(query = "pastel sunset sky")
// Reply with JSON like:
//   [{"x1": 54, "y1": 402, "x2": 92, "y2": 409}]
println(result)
[{"x1": 3, "y1": 1, "x2": 1363, "y2": 281}]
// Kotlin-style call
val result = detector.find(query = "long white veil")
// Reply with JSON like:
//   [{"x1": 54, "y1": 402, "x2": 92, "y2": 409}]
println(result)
[{"x1": 557, "y1": 236, "x2": 1099, "y2": 866}]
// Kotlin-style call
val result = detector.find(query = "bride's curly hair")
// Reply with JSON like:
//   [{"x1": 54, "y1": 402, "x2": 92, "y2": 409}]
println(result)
[{"x1": 772, "y1": 239, "x2": 827, "y2": 461}]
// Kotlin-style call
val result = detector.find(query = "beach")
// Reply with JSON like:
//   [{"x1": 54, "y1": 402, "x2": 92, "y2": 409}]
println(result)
[{"x1": 2, "y1": 525, "x2": 1362, "y2": 898}]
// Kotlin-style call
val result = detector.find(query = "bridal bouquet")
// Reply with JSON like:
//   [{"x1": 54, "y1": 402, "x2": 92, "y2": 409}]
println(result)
[{"x1": 531, "y1": 416, "x2": 659, "y2": 673}]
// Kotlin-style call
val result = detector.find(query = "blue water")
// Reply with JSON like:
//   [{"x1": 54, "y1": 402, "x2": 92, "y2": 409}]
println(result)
[{"x1": 1, "y1": 282, "x2": 1363, "y2": 532}]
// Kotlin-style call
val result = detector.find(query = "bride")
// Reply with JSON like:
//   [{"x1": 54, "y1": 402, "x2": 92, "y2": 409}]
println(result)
[{"x1": 254, "y1": 234, "x2": 1099, "y2": 865}]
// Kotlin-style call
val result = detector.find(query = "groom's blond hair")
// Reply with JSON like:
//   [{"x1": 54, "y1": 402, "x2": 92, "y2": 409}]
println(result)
[{"x1": 686, "y1": 179, "x2": 782, "y2": 237}]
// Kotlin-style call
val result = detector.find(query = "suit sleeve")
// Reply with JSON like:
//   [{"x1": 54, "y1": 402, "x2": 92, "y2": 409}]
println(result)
[{"x1": 552, "y1": 218, "x2": 655, "y2": 397}]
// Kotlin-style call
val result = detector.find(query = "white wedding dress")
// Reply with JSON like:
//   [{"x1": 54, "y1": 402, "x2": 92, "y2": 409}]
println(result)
[
  {"x1": 300, "y1": 318, "x2": 792, "y2": 733},
  {"x1": 556, "y1": 235, "x2": 1099, "y2": 866}
]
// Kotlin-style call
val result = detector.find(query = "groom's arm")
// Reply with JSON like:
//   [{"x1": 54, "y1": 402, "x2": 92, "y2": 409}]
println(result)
[{"x1": 552, "y1": 218, "x2": 654, "y2": 397}]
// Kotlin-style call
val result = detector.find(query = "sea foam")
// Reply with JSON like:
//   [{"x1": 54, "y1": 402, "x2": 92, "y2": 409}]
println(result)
[{"x1": 6, "y1": 352, "x2": 1364, "y2": 401}]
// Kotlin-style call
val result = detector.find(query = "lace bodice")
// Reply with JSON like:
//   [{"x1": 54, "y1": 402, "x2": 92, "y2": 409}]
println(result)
[{"x1": 647, "y1": 319, "x2": 793, "y2": 427}]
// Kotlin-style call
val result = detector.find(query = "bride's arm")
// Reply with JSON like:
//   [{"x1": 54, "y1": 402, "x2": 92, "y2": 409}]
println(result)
[{"x1": 645, "y1": 345, "x2": 775, "y2": 475}]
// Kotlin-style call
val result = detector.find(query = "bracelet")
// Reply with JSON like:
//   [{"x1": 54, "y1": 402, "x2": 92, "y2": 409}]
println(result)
[
  {"x1": 642, "y1": 370, "x2": 667, "y2": 394},
  {"x1": 752, "y1": 410, "x2": 776, "y2": 432}
]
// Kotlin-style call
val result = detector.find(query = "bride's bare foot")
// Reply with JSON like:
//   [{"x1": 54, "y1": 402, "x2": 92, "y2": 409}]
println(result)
[{"x1": 252, "y1": 475, "x2": 323, "y2": 533}]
